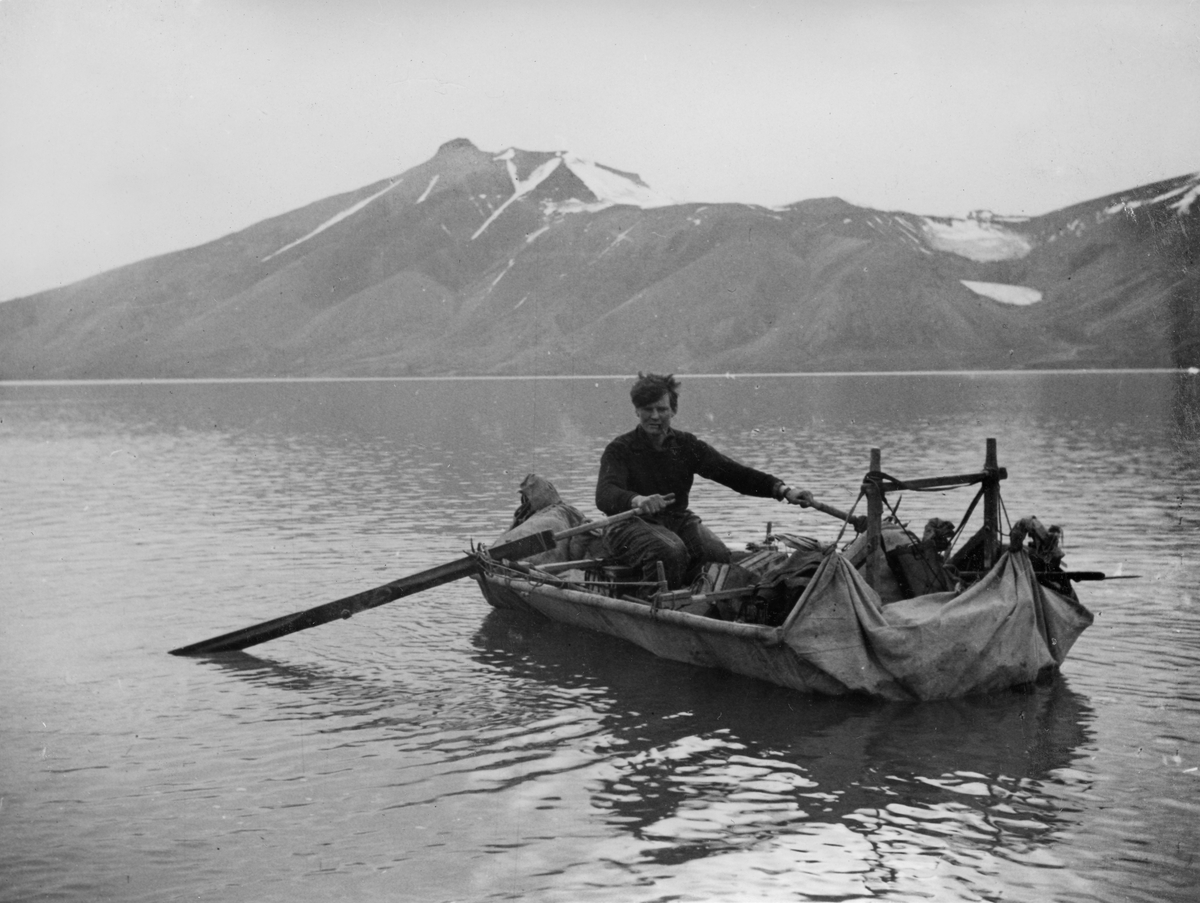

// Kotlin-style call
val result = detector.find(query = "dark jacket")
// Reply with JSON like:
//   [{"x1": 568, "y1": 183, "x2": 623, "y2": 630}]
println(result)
[{"x1": 596, "y1": 426, "x2": 782, "y2": 515}]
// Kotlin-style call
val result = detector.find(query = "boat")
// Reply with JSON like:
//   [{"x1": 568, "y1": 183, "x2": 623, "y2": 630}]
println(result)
[{"x1": 473, "y1": 440, "x2": 1095, "y2": 702}]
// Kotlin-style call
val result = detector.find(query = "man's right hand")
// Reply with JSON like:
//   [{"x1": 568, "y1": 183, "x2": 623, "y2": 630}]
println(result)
[{"x1": 631, "y1": 493, "x2": 673, "y2": 514}]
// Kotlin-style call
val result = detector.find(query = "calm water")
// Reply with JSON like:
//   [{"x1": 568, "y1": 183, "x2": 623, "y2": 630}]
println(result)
[{"x1": 1, "y1": 373, "x2": 1198, "y2": 903}]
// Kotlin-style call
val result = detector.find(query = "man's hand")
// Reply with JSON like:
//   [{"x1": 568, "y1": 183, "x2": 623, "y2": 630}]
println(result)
[
  {"x1": 631, "y1": 493, "x2": 673, "y2": 514},
  {"x1": 784, "y1": 487, "x2": 814, "y2": 507}
]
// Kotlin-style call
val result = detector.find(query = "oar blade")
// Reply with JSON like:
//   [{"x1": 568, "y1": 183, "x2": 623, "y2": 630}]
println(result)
[
  {"x1": 168, "y1": 557, "x2": 475, "y2": 655},
  {"x1": 169, "y1": 529, "x2": 555, "y2": 656}
]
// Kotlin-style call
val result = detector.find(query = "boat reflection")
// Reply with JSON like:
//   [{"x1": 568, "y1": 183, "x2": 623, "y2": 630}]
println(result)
[
  {"x1": 472, "y1": 608, "x2": 1097, "y2": 864},
  {"x1": 190, "y1": 607, "x2": 1098, "y2": 885}
]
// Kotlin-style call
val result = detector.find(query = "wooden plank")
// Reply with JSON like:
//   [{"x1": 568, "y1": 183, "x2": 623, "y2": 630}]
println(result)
[
  {"x1": 535, "y1": 558, "x2": 608, "y2": 573},
  {"x1": 876, "y1": 468, "x2": 1008, "y2": 492},
  {"x1": 493, "y1": 573, "x2": 780, "y2": 641}
]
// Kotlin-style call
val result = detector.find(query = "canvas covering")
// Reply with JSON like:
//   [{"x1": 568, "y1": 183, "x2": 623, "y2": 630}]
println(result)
[
  {"x1": 781, "y1": 548, "x2": 1094, "y2": 700},
  {"x1": 494, "y1": 474, "x2": 606, "y2": 565}
]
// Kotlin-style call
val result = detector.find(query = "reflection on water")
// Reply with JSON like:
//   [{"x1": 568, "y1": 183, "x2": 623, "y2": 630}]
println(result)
[
  {"x1": 472, "y1": 609, "x2": 1095, "y2": 896},
  {"x1": 2, "y1": 373, "x2": 1199, "y2": 903}
]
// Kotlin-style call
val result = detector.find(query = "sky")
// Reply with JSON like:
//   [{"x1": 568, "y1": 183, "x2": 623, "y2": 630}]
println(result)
[{"x1": 1, "y1": 0, "x2": 1198, "y2": 302}]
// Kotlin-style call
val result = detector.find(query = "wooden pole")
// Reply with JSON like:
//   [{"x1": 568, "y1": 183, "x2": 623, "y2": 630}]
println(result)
[
  {"x1": 866, "y1": 447, "x2": 883, "y2": 590},
  {"x1": 983, "y1": 438, "x2": 999, "y2": 569},
  {"x1": 801, "y1": 498, "x2": 868, "y2": 533},
  {"x1": 169, "y1": 529, "x2": 556, "y2": 655},
  {"x1": 170, "y1": 507, "x2": 661, "y2": 656}
]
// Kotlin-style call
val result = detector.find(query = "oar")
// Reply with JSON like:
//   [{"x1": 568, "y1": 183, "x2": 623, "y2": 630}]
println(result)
[
  {"x1": 1061, "y1": 572, "x2": 1141, "y2": 581},
  {"x1": 955, "y1": 570, "x2": 1140, "y2": 581},
  {"x1": 499, "y1": 498, "x2": 676, "y2": 575},
  {"x1": 800, "y1": 497, "x2": 868, "y2": 533},
  {"x1": 168, "y1": 529, "x2": 556, "y2": 656},
  {"x1": 169, "y1": 508, "x2": 644, "y2": 656}
]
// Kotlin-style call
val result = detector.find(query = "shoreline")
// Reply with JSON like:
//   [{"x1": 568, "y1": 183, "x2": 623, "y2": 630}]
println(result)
[{"x1": 1, "y1": 368, "x2": 1194, "y2": 387}]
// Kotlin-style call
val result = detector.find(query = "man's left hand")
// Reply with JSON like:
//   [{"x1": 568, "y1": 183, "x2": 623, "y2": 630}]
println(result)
[{"x1": 783, "y1": 488, "x2": 814, "y2": 507}]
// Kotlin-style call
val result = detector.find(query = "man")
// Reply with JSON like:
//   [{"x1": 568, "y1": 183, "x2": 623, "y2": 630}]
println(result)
[{"x1": 595, "y1": 372, "x2": 812, "y2": 591}]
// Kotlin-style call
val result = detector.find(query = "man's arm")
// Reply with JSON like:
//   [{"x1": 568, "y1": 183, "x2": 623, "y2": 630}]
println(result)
[
  {"x1": 692, "y1": 437, "x2": 812, "y2": 505},
  {"x1": 691, "y1": 438, "x2": 780, "y2": 498},
  {"x1": 596, "y1": 444, "x2": 638, "y2": 515}
]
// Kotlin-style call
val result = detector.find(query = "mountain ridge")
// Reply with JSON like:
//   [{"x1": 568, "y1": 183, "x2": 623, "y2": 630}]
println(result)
[{"x1": 2, "y1": 139, "x2": 1196, "y2": 378}]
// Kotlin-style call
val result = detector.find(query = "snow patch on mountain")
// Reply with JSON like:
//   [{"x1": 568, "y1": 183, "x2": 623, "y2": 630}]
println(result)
[
  {"x1": 559, "y1": 153, "x2": 675, "y2": 210},
  {"x1": 488, "y1": 258, "x2": 515, "y2": 291},
  {"x1": 921, "y1": 215, "x2": 1033, "y2": 262},
  {"x1": 416, "y1": 175, "x2": 439, "y2": 203},
  {"x1": 1173, "y1": 180, "x2": 1200, "y2": 215},
  {"x1": 597, "y1": 225, "x2": 637, "y2": 259},
  {"x1": 961, "y1": 280, "x2": 1042, "y2": 306},
  {"x1": 263, "y1": 179, "x2": 402, "y2": 261},
  {"x1": 524, "y1": 224, "x2": 552, "y2": 244},
  {"x1": 864, "y1": 213, "x2": 934, "y2": 255},
  {"x1": 472, "y1": 153, "x2": 563, "y2": 239},
  {"x1": 1104, "y1": 172, "x2": 1200, "y2": 217},
  {"x1": 473, "y1": 149, "x2": 675, "y2": 238}
]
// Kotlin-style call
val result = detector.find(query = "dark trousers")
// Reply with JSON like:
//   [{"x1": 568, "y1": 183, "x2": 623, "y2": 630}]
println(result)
[{"x1": 604, "y1": 509, "x2": 731, "y2": 589}]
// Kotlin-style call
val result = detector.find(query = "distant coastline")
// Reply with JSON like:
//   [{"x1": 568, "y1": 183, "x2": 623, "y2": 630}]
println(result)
[{"x1": 2, "y1": 368, "x2": 1193, "y2": 388}]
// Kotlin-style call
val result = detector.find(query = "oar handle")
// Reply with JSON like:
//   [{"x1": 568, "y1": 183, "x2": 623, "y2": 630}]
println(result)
[
  {"x1": 801, "y1": 498, "x2": 868, "y2": 533},
  {"x1": 552, "y1": 510, "x2": 635, "y2": 541},
  {"x1": 552, "y1": 495, "x2": 676, "y2": 541}
]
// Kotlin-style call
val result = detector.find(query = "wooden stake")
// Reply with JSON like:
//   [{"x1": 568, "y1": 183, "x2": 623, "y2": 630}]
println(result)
[
  {"x1": 866, "y1": 447, "x2": 883, "y2": 590},
  {"x1": 983, "y1": 438, "x2": 1000, "y2": 569}
]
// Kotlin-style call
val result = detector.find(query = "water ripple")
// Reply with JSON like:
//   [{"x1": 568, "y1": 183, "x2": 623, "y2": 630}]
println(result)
[{"x1": 3, "y1": 374, "x2": 1199, "y2": 903}]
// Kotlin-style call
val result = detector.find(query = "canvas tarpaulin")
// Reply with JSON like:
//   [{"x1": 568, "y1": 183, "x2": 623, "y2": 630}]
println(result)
[
  {"x1": 492, "y1": 474, "x2": 607, "y2": 565},
  {"x1": 781, "y1": 548, "x2": 1094, "y2": 701}
]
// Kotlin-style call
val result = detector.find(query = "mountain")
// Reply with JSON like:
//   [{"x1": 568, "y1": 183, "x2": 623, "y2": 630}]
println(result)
[{"x1": 2, "y1": 138, "x2": 1197, "y2": 378}]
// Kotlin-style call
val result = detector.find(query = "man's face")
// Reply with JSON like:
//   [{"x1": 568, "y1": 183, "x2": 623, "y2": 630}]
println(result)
[{"x1": 636, "y1": 392, "x2": 674, "y2": 437}]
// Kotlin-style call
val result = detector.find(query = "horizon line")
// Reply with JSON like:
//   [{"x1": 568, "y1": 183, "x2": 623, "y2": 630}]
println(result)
[{"x1": 1, "y1": 368, "x2": 1194, "y2": 388}]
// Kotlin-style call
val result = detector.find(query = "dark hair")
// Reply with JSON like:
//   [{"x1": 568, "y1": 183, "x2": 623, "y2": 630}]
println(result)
[{"x1": 630, "y1": 372, "x2": 680, "y2": 411}]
